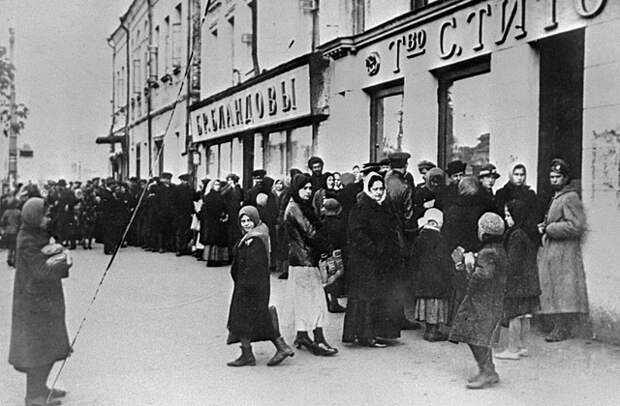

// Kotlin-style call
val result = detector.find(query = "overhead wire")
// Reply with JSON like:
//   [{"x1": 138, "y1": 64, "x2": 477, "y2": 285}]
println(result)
[{"x1": 46, "y1": 0, "x2": 213, "y2": 401}]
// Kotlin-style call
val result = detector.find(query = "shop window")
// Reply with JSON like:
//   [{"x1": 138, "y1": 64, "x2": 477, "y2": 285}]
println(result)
[
  {"x1": 219, "y1": 141, "x2": 232, "y2": 176},
  {"x1": 290, "y1": 126, "x2": 313, "y2": 173},
  {"x1": 207, "y1": 144, "x2": 219, "y2": 179},
  {"x1": 253, "y1": 133, "x2": 264, "y2": 170},
  {"x1": 155, "y1": 139, "x2": 164, "y2": 175},
  {"x1": 266, "y1": 131, "x2": 287, "y2": 181},
  {"x1": 370, "y1": 85, "x2": 404, "y2": 162},
  {"x1": 436, "y1": 56, "x2": 491, "y2": 174}
]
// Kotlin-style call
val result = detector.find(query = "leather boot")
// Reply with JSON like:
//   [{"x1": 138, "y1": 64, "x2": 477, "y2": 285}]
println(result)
[
  {"x1": 227, "y1": 345, "x2": 256, "y2": 367},
  {"x1": 466, "y1": 347, "x2": 499, "y2": 389},
  {"x1": 313, "y1": 328, "x2": 338, "y2": 356},
  {"x1": 267, "y1": 337, "x2": 295, "y2": 366}
]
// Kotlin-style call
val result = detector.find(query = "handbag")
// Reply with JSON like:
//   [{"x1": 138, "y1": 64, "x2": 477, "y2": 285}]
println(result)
[{"x1": 319, "y1": 249, "x2": 345, "y2": 286}]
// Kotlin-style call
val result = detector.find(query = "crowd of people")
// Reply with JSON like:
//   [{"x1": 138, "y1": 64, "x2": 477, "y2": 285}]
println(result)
[{"x1": 3, "y1": 152, "x2": 589, "y2": 404}]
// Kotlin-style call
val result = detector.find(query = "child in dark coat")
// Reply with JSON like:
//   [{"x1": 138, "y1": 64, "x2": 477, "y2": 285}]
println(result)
[
  {"x1": 412, "y1": 208, "x2": 453, "y2": 342},
  {"x1": 449, "y1": 212, "x2": 508, "y2": 390},
  {"x1": 494, "y1": 199, "x2": 541, "y2": 360}
]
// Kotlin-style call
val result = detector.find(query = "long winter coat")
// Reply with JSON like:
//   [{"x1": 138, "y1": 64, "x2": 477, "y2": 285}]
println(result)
[
  {"x1": 274, "y1": 188, "x2": 290, "y2": 262},
  {"x1": 200, "y1": 191, "x2": 229, "y2": 246},
  {"x1": 449, "y1": 241, "x2": 508, "y2": 347},
  {"x1": 537, "y1": 185, "x2": 589, "y2": 314},
  {"x1": 347, "y1": 193, "x2": 402, "y2": 301},
  {"x1": 412, "y1": 227, "x2": 453, "y2": 299},
  {"x1": 504, "y1": 227, "x2": 541, "y2": 300},
  {"x1": 227, "y1": 228, "x2": 276, "y2": 343},
  {"x1": 284, "y1": 199, "x2": 329, "y2": 267},
  {"x1": 9, "y1": 225, "x2": 71, "y2": 371}
]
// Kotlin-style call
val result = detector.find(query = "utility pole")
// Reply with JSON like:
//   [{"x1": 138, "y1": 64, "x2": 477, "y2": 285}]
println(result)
[{"x1": 7, "y1": 27, "x2": 17, "y2": 189}]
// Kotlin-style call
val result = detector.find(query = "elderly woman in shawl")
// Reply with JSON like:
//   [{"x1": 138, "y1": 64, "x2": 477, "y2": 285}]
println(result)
[
  {"x1": 199, "y1": 179, "x2": 230, "y2": 266},
  {"x1": 226, "y1": 206, "x2": 294, "y2": 367},
  {"x1": 9, "y1": 197, "x2": 72, "y2": 406}
]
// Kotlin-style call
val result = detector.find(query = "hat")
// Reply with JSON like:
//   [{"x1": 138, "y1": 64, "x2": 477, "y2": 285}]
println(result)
[
  {"x1": 129, "y1": 176, "x2": 139, "y2": 182},
  {"x1": 417, "y1": 160, "x2": 436, "y2": 171},
  {"x1": 252, "y1": 169, "x2": 267, "y2": 179},
  {"x1": 21, "y1": 197, "x2": 46, "y2": 228},
  {"x1": 360, "y1": 162, "x2": 381, "y2": 175},
  {"x1": 322, "y1": 198, "x2": 342, "y2": 216},
  {"x1": 105, "y1": 177, "x2": 115, "y2": 186},
  {"x1": 388, "y1": 152, "x2": 411, "y2": 168},
  {"x1": 550, "y1": 158, "x2": 570, "y2": 177},
  {"x1": 179, "y1": 173, "x2": 191, "y2": 181},
  {"x1": 307, "y1": 156, "x2": 324, "y2": 168},
  {"x1": 418, "y1": 207, "x2": 443, "y2": 229},
  {"x1": 161, "y1": 172, "x2": 173, "y2": 179},
  {"x1": 446, "y1": 160, "x2": 467, "y2": 176},
  {"x1": 57, "y1": 179, "x2": 67, "y2": 187},
  {"x1": 478, "y1": 212, "x2": 505, "y2": 237},
  {"x1": 379, "y1": 158, "x2": 391, "y2": 167},
  {"x1": 226, "y1": 173, "x2": 239, "y2": 183},
  {"x1": 239, "y1": 205, "x2": 261, "y2": 225},
  {"x1": 478, "y1": 163, "x2": 500, "y2": 179}
]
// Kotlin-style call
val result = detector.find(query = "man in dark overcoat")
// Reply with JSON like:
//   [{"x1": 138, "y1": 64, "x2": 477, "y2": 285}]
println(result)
[
  {"x1": 155, "y1": 172, "x2": 176, "y2": 253},
  {"x1": 174, "y1": 174, "x2": 197, "y2": 256}
]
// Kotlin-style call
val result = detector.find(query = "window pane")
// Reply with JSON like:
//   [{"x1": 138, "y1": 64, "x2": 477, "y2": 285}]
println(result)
[
  {"x1": 265, "y1": 131, "x2": 287, "y2": 181},
  {"x1": 219, "y1": 141, "x2": 232, "y2": 176},
  {"x1": 374, "y1": 92, "x2": 404, "y2": 161},
  {"x1": 253, "y1": 133, "x2": 264, "y2": 170},
  {"x1": 446, "y1": 72, "x2": 491, "y2": 175},
  {"x1": 290, "y1": 126, "x2": 313, "y2": 174},
  {"x1": 207, "y1": 145, "x2": 219, "y2": 179}
]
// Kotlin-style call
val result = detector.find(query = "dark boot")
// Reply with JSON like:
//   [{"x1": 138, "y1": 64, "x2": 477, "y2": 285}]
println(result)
[
  {"x1": 425, "y1": 324, "x2": 448, "y2": 342},
  {"x1": 227, "y1": 345, "x2": 256, "y2": 367},
  {"x1": 267, "y1": 337, "x2": 295, "y2": 366},
  {"x1": 294, "y1": 331, "x2": 319, "y2": 353},
  {"x1": 466, "y1": 346, "x2": 499, "y2": 389},
  {"x1": 313, "y1": 328, "x2": 338, "y2": 356}
]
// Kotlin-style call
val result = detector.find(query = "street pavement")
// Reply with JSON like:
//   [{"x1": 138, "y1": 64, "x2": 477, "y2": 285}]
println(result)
[{"x1": 1, "y1": 245, "x2": 620, "y2": 406}]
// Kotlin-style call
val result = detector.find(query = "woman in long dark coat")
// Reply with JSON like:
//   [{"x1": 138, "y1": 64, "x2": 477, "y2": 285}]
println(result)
[
  {"x1": 200, "y1": 179, "x2": 230, "y2": 266},
  {"x1": 273, "y1": 178, "x2": 290, "y2": 277},
  {"x1": 342, "y1": 172, "x2": 402, "y2": 347},
  {"x1": 449, "y1": 212, "x2": 508, "y2": 390},
  {"x1": 226, "y1": 206, "x2": 294, "y2": 367},
  {"x1": 9, "y1": 197, "x2": 72, "y2": 405}
]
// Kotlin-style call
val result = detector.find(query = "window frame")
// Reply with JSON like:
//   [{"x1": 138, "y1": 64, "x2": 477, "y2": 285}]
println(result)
[{"x1": 368, "y1": 82, "x2": 404, "y2": 162}]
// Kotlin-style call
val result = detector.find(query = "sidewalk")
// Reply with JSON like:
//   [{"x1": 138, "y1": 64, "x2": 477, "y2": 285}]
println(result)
[{"x1": 1, "y1": 246, "x2": 619, "y2": 406}]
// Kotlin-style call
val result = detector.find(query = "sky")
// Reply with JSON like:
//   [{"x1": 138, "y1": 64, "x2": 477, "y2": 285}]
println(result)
[{"x1": 1, "y1": 0, "x2": 132, "y2": 182}]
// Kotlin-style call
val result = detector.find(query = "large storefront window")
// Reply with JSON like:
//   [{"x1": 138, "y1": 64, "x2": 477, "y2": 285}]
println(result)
[
  {"x1": 253, "y1": 133, "x2": 264, "y2": 170},
  {"x1": 290, "y1": 126, "x2": 313, "y2": 172},
  {"x1": 219, "y1": 141, "x2": 232, "y2": 176},
  {"x1": 370, "y1": 85, "x2": 404, "y2": 161},
  {"x1": 265, "y1": 131, "x2": 287, "y2": 181},
  {"x1": 437, "y1": 57, "x2": 491, "y2": 174},
  {"x1": 207, "y1": 144, "x2": 219, "y2": 179}
]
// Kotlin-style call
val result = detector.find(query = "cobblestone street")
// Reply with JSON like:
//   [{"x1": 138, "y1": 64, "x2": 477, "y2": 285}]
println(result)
[{"x1": 1, "y1": 246, "x2": 619, "y2": 406}]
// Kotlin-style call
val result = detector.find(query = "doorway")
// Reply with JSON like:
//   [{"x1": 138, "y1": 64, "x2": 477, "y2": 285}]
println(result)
[{"x1": 537, "y1": 28, "x2": 585, "y2": 200}]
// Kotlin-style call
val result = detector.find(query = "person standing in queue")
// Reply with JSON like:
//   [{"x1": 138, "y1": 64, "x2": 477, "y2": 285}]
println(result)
[
  {"x1": 9, "y1": 198, "x2": 72, "y2": 406},
  {"x1": 284, "y1": 174, "x2": 338, "y2": 356},
  {"x1": 226, "y1": 206, "x2": 294, "y2": 367}
]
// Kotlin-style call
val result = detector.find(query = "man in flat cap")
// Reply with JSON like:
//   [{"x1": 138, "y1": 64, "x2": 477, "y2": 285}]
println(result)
[
  {"x1": 246, "y1": 169, "x2": 267, "y2": 207},
  {"x1": 154, "y1": 172, "x2": 176, "y2": 253},
  {"x1": 436, "y1": 160, "x2": 467, "y2": 211},
  {"x1": 384, "y1": 151, "x2": 420, "y2": 330},
  {"x1": 308, "y1": 156, "x2": 325, "y2": 193},
  {"x1": 537, "y1": 158, "x2": 588, "y2": 342},
  {"x1": 478, "y1": 163, "x2": 501, "y2": 213},
  {"x1": 417, "y1": 160, "x2": 436, "y2": 183}
]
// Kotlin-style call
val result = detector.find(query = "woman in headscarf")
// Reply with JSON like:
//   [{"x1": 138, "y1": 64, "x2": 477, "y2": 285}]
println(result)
[
  {"x1": 200, "y1": 179, "x2": 230, "y2": 267},
  {"x1": 494, "y1": 164, "x2": 540, "y2": 243},
  {"x1": 342, "y1": 172, "x2": 402, "y2": 347},
  {"x1": 312, "y1": 172, "x2": 337, "y2": 217},
  {"x1": 413, "y1": 167, "x2": 447, "y2": 222},
  {"x1": 284, "y1": 174, "x2": 337, "y2": 356},
  {"x1": 9, "y1": 198, "x2": 72, "y2": 406},
  {"x1": 273, "y1": 178, "x2": 290, "y2": 277},
  {"x1": 226, "y1": 206, "x2": 294, "y2": 367}
]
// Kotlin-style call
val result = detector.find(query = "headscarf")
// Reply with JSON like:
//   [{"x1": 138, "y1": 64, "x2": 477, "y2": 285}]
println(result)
[
  {"x1": 425, "y1": 167, "x2": 447, "y2": 187},
  {"x1": 363, "y1": 172, "x2": 386, "y2": 204},
  {"x1": 21, "y1": 197, "x2": 46, "y2": 228},
  {"x1": 458, "y1": 176, "x2": 480, "y2": 196},
  {"x1": 509, "y1": 163, "x2": 528, "y2": 186},
  {"x1": 290, "y1": 173, "x2": 322, "y2": 228},
  {"x1": 238, "y1": 205, "x2": 271, "y2": 264},
  {"x1": 261, "y1": 176, "x2": 275, "y2": 194},
  {"x1": 320, "y1": 172, "x2": 334, "y2": 190}
]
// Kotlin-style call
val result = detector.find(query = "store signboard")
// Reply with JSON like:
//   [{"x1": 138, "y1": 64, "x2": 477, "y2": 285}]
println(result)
[{"x1": 191, "y1": 65, "x2": 311, "y2": 143}]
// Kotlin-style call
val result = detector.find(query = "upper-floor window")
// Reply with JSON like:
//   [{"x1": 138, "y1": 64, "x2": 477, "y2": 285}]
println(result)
[{"x1": 172, "y1": 3, "x2": 183, "y2": 70}]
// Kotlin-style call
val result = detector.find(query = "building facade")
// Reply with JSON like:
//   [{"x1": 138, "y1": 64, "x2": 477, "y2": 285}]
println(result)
[{"x1": 101, "y1": 0, "x2": 202, "y2": 181}]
